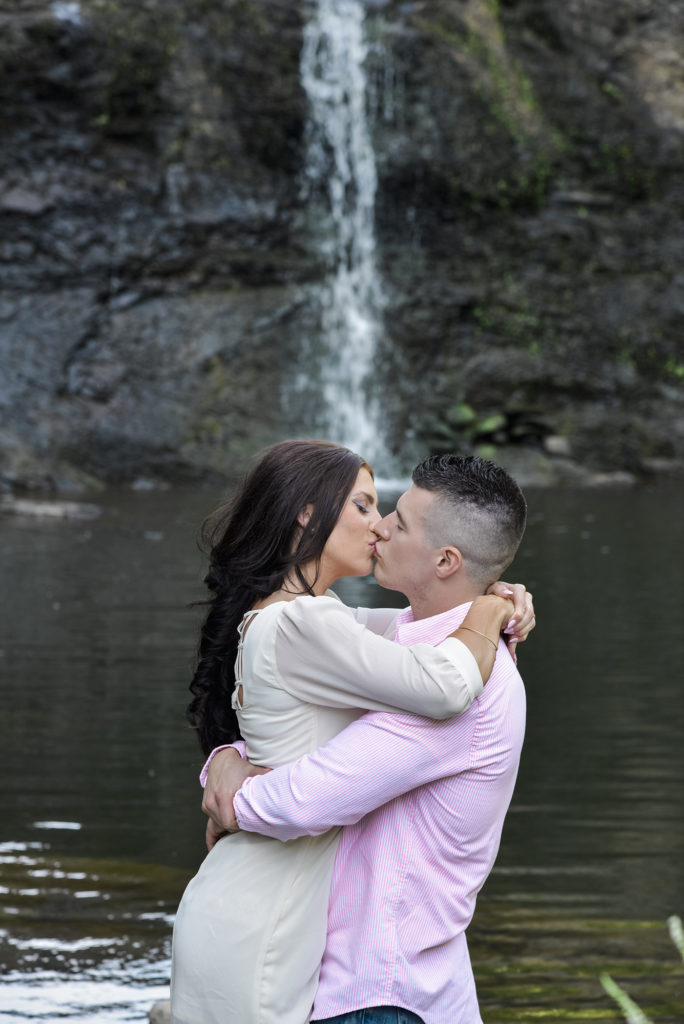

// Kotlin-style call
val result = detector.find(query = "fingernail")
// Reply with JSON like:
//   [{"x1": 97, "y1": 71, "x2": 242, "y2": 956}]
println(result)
[
  {"x1": 502, "y1": 589, "x2": 514, "y2": 596},
  {"x1": 505, "y1": 619, "x2": 517, "y2": 632}
]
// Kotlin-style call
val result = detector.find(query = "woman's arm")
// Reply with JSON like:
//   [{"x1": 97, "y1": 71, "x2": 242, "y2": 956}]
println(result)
[
  {"x1": 451, "y1": 594, "x2": 515, "y2": 681},
  {"x1": 353, "y1": 582, "x2": 535, "y2": 648},
  {"x1": 352, "y1": 605, "x2": 403, "y2": 636},
  {"x1": 487, "y1": 580, "x2": 536, "y2": 660},
  {"x1": 273, "y1": 594, "x2": 513, "y2": 720}
]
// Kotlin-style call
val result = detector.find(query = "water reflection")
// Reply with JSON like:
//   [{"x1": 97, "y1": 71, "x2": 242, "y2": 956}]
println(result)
[
  {"x1": 1, "y1": 483, "x2": 683, "y2": 1020},
  {"x1": 0, "y1": 841, "x2": 182, "y2": 1021}
]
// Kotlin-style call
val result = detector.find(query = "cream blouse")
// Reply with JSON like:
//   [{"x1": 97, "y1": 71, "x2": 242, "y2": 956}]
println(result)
[{"x1": 231, "y1": 594, "x2": 482, "y2": 768}]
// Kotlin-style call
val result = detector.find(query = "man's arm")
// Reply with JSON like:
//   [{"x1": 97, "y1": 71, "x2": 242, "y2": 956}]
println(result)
[
  {"x1": 208, "y1": 705, "x2": 483, "y2": 842},
  {"x1": 201, "y1": 584, "x2": 533, "y2": 843}
]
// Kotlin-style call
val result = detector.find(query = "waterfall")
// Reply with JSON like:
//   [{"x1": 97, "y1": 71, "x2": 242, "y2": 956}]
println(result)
[{"x1": 298, "y1": 0, "x2": 392, "y2": 475}]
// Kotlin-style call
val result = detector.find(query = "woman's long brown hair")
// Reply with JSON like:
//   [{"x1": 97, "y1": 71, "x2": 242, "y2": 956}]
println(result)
[{"x1": 186, "y1": 439, "x2": 368, "y2": 755}]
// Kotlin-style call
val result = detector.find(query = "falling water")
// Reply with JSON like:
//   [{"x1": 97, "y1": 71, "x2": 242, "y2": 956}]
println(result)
[{"x1": 299, "y1": 0, "x2": 392, "y2": 473}]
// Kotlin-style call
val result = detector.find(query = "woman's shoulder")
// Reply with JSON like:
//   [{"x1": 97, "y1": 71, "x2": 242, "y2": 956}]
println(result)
[
  {"x1": 247, "y1": 593, "x2": 350, "y2": 634},
  {"x1": 273, "y1": 592, "x2": 354, "y2": 635},
  {"x1": 285, "y1": 592, "x2": 350, "y2": 618}
]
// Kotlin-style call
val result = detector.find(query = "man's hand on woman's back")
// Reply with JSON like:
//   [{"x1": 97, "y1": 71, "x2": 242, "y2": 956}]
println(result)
[{"x1": 203, "y1": 749, "x2": 270, "y2": 850}]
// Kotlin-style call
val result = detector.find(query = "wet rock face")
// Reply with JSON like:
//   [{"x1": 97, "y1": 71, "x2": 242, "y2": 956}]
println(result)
[
  {"x1": 1, "y1": 0, "x2": 309, "y2": 491},
  {"x1": 368, "y1": 0, "x2": 684, "y2": 478},
  {"x1": 1, "y1": 0, "x2": 683, "y2": 492}
]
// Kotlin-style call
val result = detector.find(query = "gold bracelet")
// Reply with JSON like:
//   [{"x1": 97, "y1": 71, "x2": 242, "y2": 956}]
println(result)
[{"x1": 458, "y1": 626, "x2": 498, "y2": 652}]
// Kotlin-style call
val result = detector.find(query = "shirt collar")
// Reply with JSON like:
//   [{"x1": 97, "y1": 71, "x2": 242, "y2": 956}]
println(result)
[{"x1": 395, "y1": 601, "x2": 473, "y2": 647}]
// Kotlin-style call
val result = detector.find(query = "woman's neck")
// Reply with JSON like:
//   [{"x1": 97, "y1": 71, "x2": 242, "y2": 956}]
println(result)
[{"x1": 251, "y1": 564, "x2": 332, "y2": 610}]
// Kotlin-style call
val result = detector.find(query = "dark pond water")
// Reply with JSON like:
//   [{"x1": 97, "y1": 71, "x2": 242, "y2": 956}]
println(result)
[{"x1": 1, "y1": 481, "x2": 683, "y2": 1022}]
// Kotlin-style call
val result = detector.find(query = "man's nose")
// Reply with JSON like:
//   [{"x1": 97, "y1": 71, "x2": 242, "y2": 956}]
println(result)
[{"x1": 371, "y1": 513, "x2": 392, "y2": 539}]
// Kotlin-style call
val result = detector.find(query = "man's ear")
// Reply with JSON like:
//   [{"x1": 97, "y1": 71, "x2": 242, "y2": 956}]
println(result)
[
  {"x1": 435, "y1": 546, "x2": 463, "y2": 579},
  {"x1": 297, "y1": 503, "x2": 314, "y2": 529}
]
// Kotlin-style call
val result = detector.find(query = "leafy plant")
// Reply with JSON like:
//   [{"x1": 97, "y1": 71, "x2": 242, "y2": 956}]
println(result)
[{"x1": 600, "y1": 915, "x2": 683, "y2": 1023}]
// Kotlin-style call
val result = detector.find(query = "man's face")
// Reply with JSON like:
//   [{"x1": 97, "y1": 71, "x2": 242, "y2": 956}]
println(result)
[{"x1": 372, "y1": 484, "x2": 438, "y2": 598}]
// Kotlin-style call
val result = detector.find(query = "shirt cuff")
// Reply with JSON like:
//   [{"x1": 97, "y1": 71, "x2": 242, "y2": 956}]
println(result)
[
  {"x1": 437, "y1": 636, "x2": 484, "y2": 701},
  {"x1": 199, "y1": 743, "x2": 245, "y2": 788}
]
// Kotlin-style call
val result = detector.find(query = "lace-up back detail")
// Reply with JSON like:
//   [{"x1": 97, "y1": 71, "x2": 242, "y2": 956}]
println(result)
[
  {"x1": 232, "y1": 609, "x2": 261, "y2": 710},
  {"x1": 227, "y1": 596, "x2": 362, "y2": 768}
]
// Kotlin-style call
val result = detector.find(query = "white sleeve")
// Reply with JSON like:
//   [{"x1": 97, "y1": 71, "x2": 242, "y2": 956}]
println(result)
[
  {"x1": 352, "y1": 605, "x2": 402, "y2": 638},
  {"x1": 273, "y1": 596, "x2": 482, "y2": 720}
]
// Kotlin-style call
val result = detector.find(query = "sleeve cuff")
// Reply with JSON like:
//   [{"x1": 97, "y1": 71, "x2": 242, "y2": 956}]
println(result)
[
  {"x1": 437, "y1": 636, "x2": 484, "y2": 701},
  {"x1": 199, "y1": 742, "x2": 245, "y2": 787}
]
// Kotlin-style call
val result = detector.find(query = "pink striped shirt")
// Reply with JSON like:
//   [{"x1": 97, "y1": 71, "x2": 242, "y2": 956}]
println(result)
[{"x1": 234, "y1": 602, "x2": 526, "y2": 1023}]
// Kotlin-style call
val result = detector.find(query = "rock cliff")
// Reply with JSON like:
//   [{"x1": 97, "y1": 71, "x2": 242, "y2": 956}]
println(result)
[{"x1": 1, "y1": 0, "x2": 683, "y2": 491}]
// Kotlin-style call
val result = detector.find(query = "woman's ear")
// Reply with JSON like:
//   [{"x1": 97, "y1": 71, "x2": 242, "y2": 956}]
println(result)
[
  {"x1": 297, "y1": 503, "x2": 314, "y2": 529},
  {"x1": 435, "y1": 546, "x2": 463, "y2": 579}
]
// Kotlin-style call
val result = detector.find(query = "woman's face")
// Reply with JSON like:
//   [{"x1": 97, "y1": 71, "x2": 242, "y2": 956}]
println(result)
[{"x1": 318, "y1": 467, "x2": 380, "y2": 584}]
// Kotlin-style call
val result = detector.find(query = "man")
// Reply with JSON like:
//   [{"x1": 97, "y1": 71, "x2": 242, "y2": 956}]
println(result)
[{"x1": 203, "y1": 454, "x2": 530, "y2": 1024}]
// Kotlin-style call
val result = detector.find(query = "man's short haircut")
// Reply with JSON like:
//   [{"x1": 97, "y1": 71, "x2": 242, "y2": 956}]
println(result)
[{"x1": 412, "y1": 454, "x2": 527, "y2": 588}]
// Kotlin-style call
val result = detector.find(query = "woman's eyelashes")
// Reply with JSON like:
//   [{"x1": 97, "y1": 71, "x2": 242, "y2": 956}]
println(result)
[{"x1": 352, "y1": 499, "x2": 378, "y2": 516}]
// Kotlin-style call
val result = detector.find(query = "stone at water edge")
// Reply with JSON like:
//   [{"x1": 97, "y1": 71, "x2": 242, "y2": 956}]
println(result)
[{"x1": 149, "y1": 999, "x2": 171, "y2": 1024}]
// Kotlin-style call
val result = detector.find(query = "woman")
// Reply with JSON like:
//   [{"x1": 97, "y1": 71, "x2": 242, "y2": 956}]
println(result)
[{"x1": 170, "y1": 440, "x2": 529, "y2": 1024}]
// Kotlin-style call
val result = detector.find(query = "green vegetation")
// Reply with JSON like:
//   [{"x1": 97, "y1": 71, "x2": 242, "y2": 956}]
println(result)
[
  {"x1": 469, "y1": 909, "x2": 684, "y2": 1021},
  {"x1": 665, "y1": 359, "x2": 684, "y2": 380},
  {"x1": 601, "y1": 916, "x2": 684, "y2": 1024},
  {"x1": 590, "y1": 140, "x2": 657, "y2": 199},
  {"x1": 601, "y1": 80, "x2": 623, "y2": 102},
  {"x1": 472, "y1": 273, "x2": 551, "y2": 351},
  {"x1": 418, "y1": 1, "x2": 561, "y2": 209},
  {"x1": 85, "y1": 0, "x2": 180, "y2": 140}
]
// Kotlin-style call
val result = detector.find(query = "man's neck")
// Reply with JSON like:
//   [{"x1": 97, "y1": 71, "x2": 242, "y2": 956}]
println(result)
[{"x1": 408, "y1": 586, "x2": 482, "y2": 621}]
